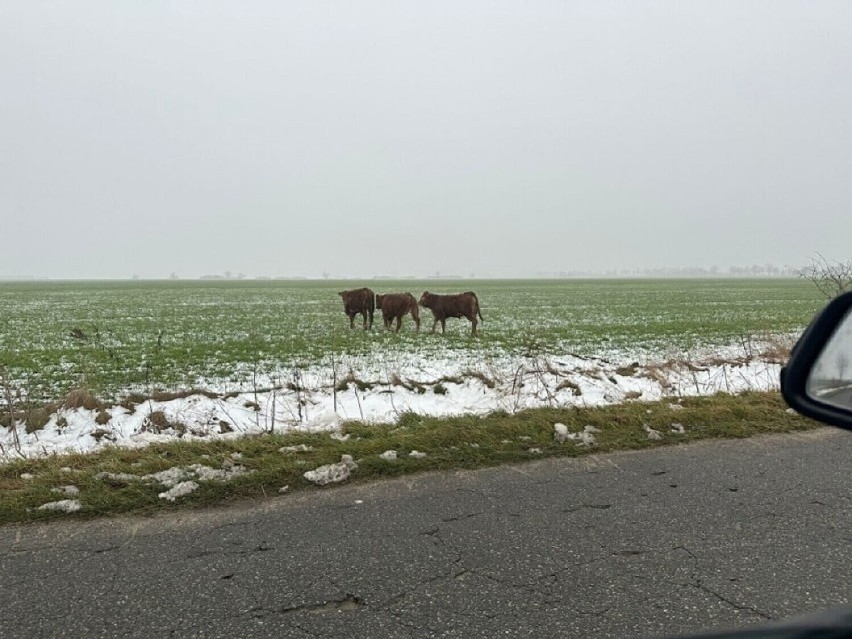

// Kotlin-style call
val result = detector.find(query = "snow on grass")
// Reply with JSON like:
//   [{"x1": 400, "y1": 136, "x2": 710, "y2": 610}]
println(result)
[
  {"x1": 159, "y1": 481, "x2": 199, "y2": 502},
  {"x1": 303, "y1": 455, "x2": 358, "y2": 486},
  {"x1": 51, "y1": 485, "x2": 80, "y2": 497},
  {"x1": 558, "y1": 425, "x2": 600, "y2": 447},
  {"x1": 0, "y1": 340, "x2": 786, "y2": 463},
  {"x1": 95, "y1": 463, "x2": 250, "y2": 488},
  {"x1": 37, "y1": 500, "x2": 82, "y2": 513}
]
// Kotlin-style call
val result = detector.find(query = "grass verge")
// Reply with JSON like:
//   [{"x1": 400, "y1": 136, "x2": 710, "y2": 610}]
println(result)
[{"x1": 0, "y1": 390, "x2": 817, "y2": 525}]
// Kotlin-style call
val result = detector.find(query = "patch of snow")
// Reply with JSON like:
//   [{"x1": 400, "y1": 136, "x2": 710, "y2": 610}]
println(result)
[
  {"x1": 95, "y1": 471, "x2": 139, "y2": 485},
  {"x1": 149, "y1": 467, "x2": 190, "y2": 487},
  {"x1": 37, "y1": 499, "x2": 82, "y2": 513},
  {"x1": 280, "y1": 444, "x2": 315, "y2": 453},
  {"x1": 554, "y1": 423, "x2": 569, "y2": 444},
  {"x1": 189, "y1": 463, "x2": 247, "y2": 482},
  {"x1": 644, "y1": 424, "x2": 663, "y2": 440},
  {"x1": 95, "y1": 464, "x2": 248, "y2": 487},
  {"x1": 20, "y1": 473, "x2": 35, "y2": 480},
  {"x1": 303, "y1": 455, "x2": 358, "y2": 485},
  {"x1": 330, "y1": 432, "x2": 351, "y2": 442},
  {"x1": 51, "y1": 485, "x2": 80, "y2": 497},
  {"x1": 408, "y1": 450, "x2": 427, "y2": 459},
  {"x1": 670, "y1": 423, "x2": 686, "y2": 435},
  {"x1": 278, "y1": 485, "x2": 289, "y2": 494},
  {"x1": 529, "y1": 448, "x2": 542, "y2": 454},
  {"x1": 379, "y1": 450, "x2": 398, "y2": 461},
  {"x1": 159, "y1": 481, "x2": 199, "y2": 501},
  {"x1": 668, "y1": 403, "x2": 684, "y2": 411},
  {"x1": 563, "y1": 425, "x2": 599, "y2": 447}
]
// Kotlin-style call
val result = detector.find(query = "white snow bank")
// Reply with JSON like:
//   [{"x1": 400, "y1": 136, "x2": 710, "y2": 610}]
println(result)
[{"x1": 0, "y1": 342, "x2": 786, "y2": 462}]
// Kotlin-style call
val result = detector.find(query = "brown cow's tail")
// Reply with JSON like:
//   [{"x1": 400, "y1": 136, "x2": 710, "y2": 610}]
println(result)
[{"x1": 475, "y1": 294, "x2": 483, "y2": 322}]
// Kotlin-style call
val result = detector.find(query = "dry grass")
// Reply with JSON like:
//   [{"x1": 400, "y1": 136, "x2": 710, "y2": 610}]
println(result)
[
  {"x1": 615, "y1": 363, "x2": 639, "y2": 377},
  {"x1": 141, "y1": 410, "x2": 186, "y2": 435},
  {"x1": 555, "y1": 379, "x2": 582, "y2": 396},
  {"x1": 460, "y1": 369, "x2": 497, "y2": 389},
  {"x1": 758, "y1": 333, "x2": 796, "y2": 364},
  {"x1": 63, "y1": 389, "x2": 102, "y2": 411},
  {"x1": 335, "y1": 372, "x2": 375, "y2": 393}
]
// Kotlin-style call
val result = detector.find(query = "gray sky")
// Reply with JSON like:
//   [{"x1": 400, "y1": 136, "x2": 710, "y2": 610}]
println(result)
[{"x1": 2, "y1": 1, "x2": 851, "y2": 279}]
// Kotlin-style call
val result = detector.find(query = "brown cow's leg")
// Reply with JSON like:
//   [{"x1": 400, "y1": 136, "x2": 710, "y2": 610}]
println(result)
[
  {"x1": 348, "y1": 313, "x2": 355, "y2": 329},
  {"x1": 395, "y1": 316, "x2": 402, "y2": 332},
  {"x1": 412, "y1": 310, "x2": 420, "y2": 331},
  {"x1": 471, "y1": 318, "x2": 478, "y2": 336},
  {"x1": 440, "y1": 318, "x2": 446, "y2": 333},
  {"x1": 431, "y1": 318, "x2": 438, "y2": 333},
  {"x1": 362, "y1": 311, "x2": 368, "y2": 330}
]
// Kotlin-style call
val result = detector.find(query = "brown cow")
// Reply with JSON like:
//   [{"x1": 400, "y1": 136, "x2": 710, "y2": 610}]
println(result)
[
  {"x1": 338, "y1": 287, "x2": 375, "y2": 329},
  {"x1": 419, "y1": 291, "x2": 483, "y2": 335},
  {"x1": 376, "y1": 293, "x2": 421, "y2": 333}
]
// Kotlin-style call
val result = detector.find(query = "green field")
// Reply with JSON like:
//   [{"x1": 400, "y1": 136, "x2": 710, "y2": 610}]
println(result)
[{"x1": 0, "y1": 279, "x2": 824, "y2": 403}]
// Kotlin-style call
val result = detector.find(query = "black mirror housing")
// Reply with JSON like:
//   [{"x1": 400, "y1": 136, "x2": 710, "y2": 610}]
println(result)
[{"x1": 781, "y1": 290, "x2": 852, "y2": 431}]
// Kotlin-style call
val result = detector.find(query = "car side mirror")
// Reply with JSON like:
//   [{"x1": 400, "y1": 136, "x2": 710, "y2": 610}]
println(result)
[{"x1": 781, "y1": 290, "x2": 852, "y2": 431}]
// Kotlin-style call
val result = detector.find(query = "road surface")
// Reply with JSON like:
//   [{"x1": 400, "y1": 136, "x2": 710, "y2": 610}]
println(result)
[{"x1": 2, "y1": 428, "x2": 850, "y2": 638}]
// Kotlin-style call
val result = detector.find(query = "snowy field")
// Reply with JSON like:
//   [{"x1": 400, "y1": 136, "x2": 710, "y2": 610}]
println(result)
[{"x1": 0, "y1": 279, "x2": 820, "y2": 461}]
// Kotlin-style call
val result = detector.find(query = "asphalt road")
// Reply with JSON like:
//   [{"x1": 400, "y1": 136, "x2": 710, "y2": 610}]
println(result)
[{"x1": 2, "y1": 428, "x2": 850, "y2": 639}]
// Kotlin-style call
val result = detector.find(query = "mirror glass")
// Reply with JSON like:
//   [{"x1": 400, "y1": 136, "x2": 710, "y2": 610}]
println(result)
[{"x1": 806, "y1": 306, "x2": 852, "y2": 411}]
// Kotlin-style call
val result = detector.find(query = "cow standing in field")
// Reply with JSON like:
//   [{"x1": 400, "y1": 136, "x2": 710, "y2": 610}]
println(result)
[
  {"x1": 338, "y1": 287, "x2": 375, "y2": 329},
  {"x1": 419, "y1": 291, "x2": 483, "y2": 335},
  {"x1": 376, "y1": 293, "x2": 421, "y2": 333}
]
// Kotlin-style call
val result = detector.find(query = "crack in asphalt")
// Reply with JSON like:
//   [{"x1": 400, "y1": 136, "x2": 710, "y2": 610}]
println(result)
[
  {"x1": 673, "y1": 545, "x2": 774, "y2": 621},
  {"x1": 693, "y1": 582, "x2": 774, "y2": 620},
  {"x1": 441, "y1": 511, "x2": 483, "y2": 523},
  {"x1": 379, "y1": 554, "x2": 466, "y2": 610},
  {"x1": 245, "y1": 594, "x2": 365, "y2": 620},
  {"x1": 185, "y1": 544, "x2": 275, "y2": 559},
  {"x1": 294, "y1": 623, "x2": 322, "y2": 637}
]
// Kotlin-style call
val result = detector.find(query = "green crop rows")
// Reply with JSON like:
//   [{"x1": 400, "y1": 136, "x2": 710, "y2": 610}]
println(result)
[{"x1": 0, "y1": 279, "x2": 823, "y2": 403}]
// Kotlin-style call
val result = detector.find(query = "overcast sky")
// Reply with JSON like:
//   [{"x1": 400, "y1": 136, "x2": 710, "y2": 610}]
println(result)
[{"x1": 1, "y1": 1, "x2": 850, "y2": 279}]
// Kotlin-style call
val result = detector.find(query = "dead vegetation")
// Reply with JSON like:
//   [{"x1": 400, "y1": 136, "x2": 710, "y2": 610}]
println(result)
[
  {"x1": 460, "y1": 369, "x2": 497, "y2": 389},
  {"x1": 335, "y1": 371, "x2": 375, "y2": 393},
  {"x1": 63, "y1": 389, "x2": 103, "y2": 411},
  {"x1": 141, "y1": 410, "x2": 186, "y2": 435},
  {"x1": 793, "y1": 253, "x2": 852, "y2": 299},
  {"x1": 615, "y1": 362, "x2": 639, "y2": 377},
  {"x1": 555, "y1": 379, "x2": 582, "y2": 396}
]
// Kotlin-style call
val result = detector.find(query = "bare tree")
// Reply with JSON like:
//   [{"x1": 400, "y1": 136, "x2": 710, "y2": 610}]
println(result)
[{"x1": 794, "y1": 253, "x2": 852, "y2": 299}]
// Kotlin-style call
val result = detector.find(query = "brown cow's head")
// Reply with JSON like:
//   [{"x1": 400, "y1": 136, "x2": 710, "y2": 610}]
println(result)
[{"x1": 419, "y1": 292, "x2": 433, "y2": 308}]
